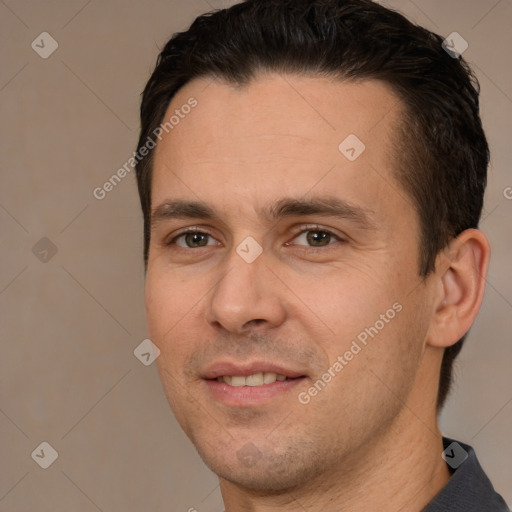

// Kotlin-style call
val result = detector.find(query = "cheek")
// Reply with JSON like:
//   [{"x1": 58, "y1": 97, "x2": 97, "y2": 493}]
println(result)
[
  {"x1": 144, "y1": 275, "x2": 170, "y2": 340},
  {"x1": 295, "y1": 266, "x2": 422, "y2": 393},
  {"x1": 144, "y1": 271, "x2": 197, "y2": 354},
  {"x1": 145, "y1": 272, "x2": 202, "y2": 429},
  {"x1": 316, "y1": 302, "x2": 424, "y2": 430},
  {"x1": 287, "y1": 267, "x2": 395, "y2": 347}
]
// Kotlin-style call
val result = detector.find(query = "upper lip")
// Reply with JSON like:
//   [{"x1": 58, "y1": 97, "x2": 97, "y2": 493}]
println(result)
[{"x1": 202, "y1": 360, "x2": 307, "y2": 379}]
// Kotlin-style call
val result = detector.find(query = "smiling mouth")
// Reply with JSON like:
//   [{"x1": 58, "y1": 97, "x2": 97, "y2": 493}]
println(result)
[
  {"x1": 213, "y1": 372, "x2": 304, "y2": 386},
  {"x1": 204, "y1": 371, "x2": 307, "y2": 406}
]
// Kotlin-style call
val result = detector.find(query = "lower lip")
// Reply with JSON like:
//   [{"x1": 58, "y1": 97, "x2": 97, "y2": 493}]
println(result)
[{"x1": 204, "y1": 377, "x2": 307, "y2": 406}]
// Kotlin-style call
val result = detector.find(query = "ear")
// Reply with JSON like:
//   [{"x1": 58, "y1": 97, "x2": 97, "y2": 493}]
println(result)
[{"x1": 426, "y1": 229, "x2": 491, "y2": 348}]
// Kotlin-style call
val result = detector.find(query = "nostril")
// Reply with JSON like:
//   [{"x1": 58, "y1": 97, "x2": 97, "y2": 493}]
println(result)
[{"x1": 244, "y1": 319, "x2": 265, "y2": 327}]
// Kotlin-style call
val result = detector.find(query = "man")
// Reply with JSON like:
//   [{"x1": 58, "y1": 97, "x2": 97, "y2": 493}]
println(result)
[{"x1": 134, "y1": 0, "x2": 510, "y2": 510}]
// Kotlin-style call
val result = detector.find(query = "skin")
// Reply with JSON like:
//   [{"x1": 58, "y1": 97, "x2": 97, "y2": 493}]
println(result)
[{"x1": 145, "y1": 74, "x2": 490, "y2": 511}]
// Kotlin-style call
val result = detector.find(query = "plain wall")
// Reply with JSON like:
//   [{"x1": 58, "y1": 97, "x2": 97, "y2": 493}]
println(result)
[{"x1": 1, "y1": 0, "x2": 510, "y2": 510}]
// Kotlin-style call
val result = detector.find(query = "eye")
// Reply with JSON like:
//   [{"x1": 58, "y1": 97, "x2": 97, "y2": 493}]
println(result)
[
  {"x1": 165, "y1": 226, "x2": 343, "y2": 251},
  {"x1": 288, "y1": 226, "x2": 343, "y2": 248},
  {"x1": 168, "y1": 230, "x2": 219, "y2": 249}
]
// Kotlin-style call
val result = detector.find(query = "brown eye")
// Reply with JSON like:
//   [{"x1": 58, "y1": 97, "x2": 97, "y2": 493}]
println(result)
[
  {"x1": 306, "y1": 230, "x2": 332, "y2": 246},
  {"x1": 168, "y1": 231, "x2": 218, "y2": 249},
  {"x1": 291, "y1": 229, "x2": 341, "y2": 248},
  {"x1": 183, "y1": 232, "x2": 209, "y2": 248}
]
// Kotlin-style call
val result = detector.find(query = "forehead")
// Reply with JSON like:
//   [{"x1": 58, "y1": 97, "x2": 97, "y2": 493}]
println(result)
[{"x1": 151, "y1": 74, "x2": 409, "y2": 224}]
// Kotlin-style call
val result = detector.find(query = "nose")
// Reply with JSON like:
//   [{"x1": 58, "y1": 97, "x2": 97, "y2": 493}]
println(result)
[{"x1": 205, "y1": 246, "x2": 287, "y2": 334}]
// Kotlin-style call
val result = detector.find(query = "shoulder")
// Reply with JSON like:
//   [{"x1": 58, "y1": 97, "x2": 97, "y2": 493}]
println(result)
[{"x1": 424, "y1": 437, "x2": 510, "y2": 512}]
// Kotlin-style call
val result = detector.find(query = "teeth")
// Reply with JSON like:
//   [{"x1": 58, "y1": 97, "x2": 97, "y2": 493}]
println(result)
[
  {"x1": 215, "y1": 372, "x2": 289, "y2": 386},
  {"x1": 231, "y1": 375, "x2": 247, "y2": 387}
]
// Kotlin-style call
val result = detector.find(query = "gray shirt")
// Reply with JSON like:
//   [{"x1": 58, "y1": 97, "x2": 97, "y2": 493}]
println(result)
[{"x1": 425, "y1": 437, "x2": 510, "y2": 511}]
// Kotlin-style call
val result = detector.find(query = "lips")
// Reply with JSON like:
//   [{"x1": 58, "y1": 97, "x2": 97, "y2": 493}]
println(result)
[{"x1": 202, "y1": 361, "x2": 306, "y2": 380}]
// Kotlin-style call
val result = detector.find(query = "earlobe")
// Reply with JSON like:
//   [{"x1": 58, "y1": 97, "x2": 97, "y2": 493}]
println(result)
[{"x1": 427, "y1": 229, "x2": 491, "y2": 349}]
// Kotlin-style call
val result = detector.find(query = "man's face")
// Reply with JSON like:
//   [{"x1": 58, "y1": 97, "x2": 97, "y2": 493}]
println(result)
[{"x1": 146, "y1": 74, "x2": 437, "y2": 490}]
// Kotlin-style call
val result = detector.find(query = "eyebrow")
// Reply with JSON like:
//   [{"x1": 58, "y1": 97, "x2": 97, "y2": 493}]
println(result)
[{"x1": 151, "y1": 196, "x2": 377, "y2": 231}]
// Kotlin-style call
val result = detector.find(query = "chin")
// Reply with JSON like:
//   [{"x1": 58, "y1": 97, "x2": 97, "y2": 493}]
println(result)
[{"x1": 194, "y1": 438, "x2": 322, "y2": 494}]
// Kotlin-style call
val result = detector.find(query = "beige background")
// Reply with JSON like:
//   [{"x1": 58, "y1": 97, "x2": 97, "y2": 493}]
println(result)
[{"x1": 0, "y1": 0, "x2": 511, "y2": 510}]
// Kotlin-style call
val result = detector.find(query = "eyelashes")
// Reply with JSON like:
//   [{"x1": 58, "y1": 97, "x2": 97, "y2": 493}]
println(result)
[{"x1": 166, "y1": 225, "x2": 344, "y2": 251}]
